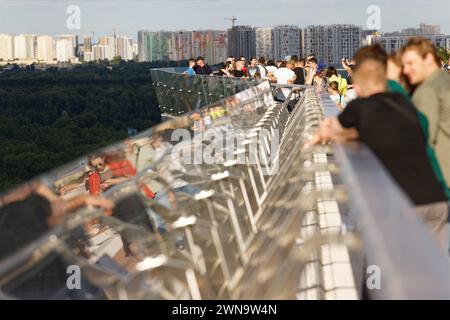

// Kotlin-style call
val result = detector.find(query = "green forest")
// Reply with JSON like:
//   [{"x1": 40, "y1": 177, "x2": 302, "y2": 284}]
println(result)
[{"x1": 0, "y1": 61, "x2": 169, "y2": 192}]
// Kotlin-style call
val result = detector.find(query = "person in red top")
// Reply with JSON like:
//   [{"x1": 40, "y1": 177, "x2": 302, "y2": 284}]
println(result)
[
  {"x1": 86, "y1": 153, "x2": 155, "y2": 198},
  {"x1": 84, "y1": 151, "x2": 156, "y2": 237},
  {"x1": 240, "y1": 56, "x2": 248, "y2": 76}
]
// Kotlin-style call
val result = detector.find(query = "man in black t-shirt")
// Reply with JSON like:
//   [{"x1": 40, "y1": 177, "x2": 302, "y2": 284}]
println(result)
[
  {"x1": 305, "y1": 45, "x2": 448, "y2": 250},
  {"x1": 292, "y1": 57, "x2": 306, "y2": 85},
  {"x1": 193, "y1": 56, "x2": 213, "y2": 75},
  {"x1": 232, "y1": 60, "x2": 247, "y2": 78}
]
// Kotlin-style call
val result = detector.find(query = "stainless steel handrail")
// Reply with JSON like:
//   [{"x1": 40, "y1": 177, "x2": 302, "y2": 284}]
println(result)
[{"x1": 334, "y1": 142, "x2": 450, "y2": 299}]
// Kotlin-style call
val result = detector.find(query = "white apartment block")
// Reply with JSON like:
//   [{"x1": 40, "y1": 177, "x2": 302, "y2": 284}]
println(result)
[
  {"x1": 56, "y1": 38, "x2": 75, "y2": 62},
  {"x1": 37, "y1": 35, "x2": 56, "y2": 62},
  {"x1": 83, "y1": 51, "x2": 94, "y2": 62},
  {"x1": 58, "y1": 34, "x2": 78, "y2": 53},
  {"x1": 0, "y1": 34, "x2": 15, "y2": 61},
  {"x1": 14, "y1": 34, "x2": 36, "y2": 60},
  {"x1": 92, "y1": 44, "x2": 115, "y2": 61},
  {"x1": 116, "y1": 36, "x2": 134, "y2": 61}
]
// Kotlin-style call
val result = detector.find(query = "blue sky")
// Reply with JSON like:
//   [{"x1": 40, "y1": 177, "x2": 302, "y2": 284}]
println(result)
[{"x1": 0, "y1": 0, "x2": 449, "y2": 40}]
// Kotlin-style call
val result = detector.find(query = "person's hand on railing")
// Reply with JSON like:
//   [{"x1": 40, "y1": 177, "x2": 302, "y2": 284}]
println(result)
[
  {"x1": 302, "y1": 118, "x2": 359, "y2": 152},
  {"x1": 302, "y1": 118, "x2": 333, "y2": 151}
]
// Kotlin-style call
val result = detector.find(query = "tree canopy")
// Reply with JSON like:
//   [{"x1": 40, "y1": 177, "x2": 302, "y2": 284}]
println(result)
[{"x1": 0, "y1": 61, "x2": 169, "y2": 192}]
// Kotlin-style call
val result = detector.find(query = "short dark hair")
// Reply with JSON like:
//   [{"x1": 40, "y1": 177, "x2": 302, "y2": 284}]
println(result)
[
  {"x1": 353, "y1": 44, "x2": 387, "y2": 68},
  {"x1": 258, "y1": 57, "x2": 266, "y2": 64},
  {"x1": 195, "y1": 56, "x2": 205, "y2": 62},
  {"x1": 308, "y1": 57, "x2": 317, "y2": 64},
  {"x1": 266, "y1": 60, "x2": 276, "y2": 67},
  {"x1": 327, "y1": 66, "x2": 338, "y2": 77}
]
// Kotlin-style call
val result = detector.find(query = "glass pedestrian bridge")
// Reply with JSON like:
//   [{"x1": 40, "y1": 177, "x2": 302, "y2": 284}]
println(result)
[{"x1": 1, "y1": 68, "x2": 450, "y2": 300}]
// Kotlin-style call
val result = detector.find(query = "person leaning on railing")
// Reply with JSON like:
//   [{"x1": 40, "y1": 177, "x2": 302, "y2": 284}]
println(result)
[
  {"x1": 304, "y1": 44, "x2": 449, "y2": 252},
  {"x1": 193, "y1": 56, "x2": 213, "y2": 75}
]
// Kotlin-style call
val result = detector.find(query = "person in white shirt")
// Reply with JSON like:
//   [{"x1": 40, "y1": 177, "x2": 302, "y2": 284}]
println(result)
[
  {"x1": 265, "y1": 60, "x2": 278, "y2": 79},
  {"x1": 270, "y1": 60, "x2": 297, "y2": 102}
]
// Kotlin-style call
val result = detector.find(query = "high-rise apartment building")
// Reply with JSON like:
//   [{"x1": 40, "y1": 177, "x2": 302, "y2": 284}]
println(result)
[
  {"x1": 271, "y1": 25, "x2": 302, "y2": 60},
  {"x1": 57, "y1": 34, "x2": 78, "y2": 56},
  {"x1": 0, "y1": 34, "x2": 15, "y2": 61},
  {"x1": 256, "y1": 28, "x2": 272, "y2": 60},
  {"x1": 169, "y1": 31, "x2": 193, "y2": 61},
  {"x1": 37, "y1": 35, "x2": 55, "y2": 62},
  {"x1": 191, "y1": 31, "x2": 227, "y2": 64},
  {"x1": 227, "y1": 26, "x2": 256, "y2": 59},
  {"x1": 14, "y1": 34, "x2": 36, "y2": 60},
  {"x1": 56, "y1": 38, "x2": 74, "y2": 62},
  {"x1": 116, "y1": 36, "x2": 134, "y2": 61},
  {"x1": 303, "y1": 24, "x2": 361, "y2": 66},
  {"x1": 138, "y1": 31, "x2": 172, "y2": 62},
  {"x1": 204, "y1": 31, "x2": 227, "y2": 65},
  {"x1": 83, "y1": 36, "x2": 93, "y2": 52}
]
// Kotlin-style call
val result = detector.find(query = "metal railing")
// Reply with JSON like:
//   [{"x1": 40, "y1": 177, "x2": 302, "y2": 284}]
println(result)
[
  {"x1": 334, "y1": 142, "x2": 450, "y2": 299},
  {"x1": 150, "y1": 68, "x2": 263, "y2": 116},
  {"x1": 0, "y1": 68, "x2": 449, "y2": 300}
]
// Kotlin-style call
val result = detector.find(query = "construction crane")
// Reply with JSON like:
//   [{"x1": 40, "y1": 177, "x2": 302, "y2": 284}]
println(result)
[{"x1": 225, "y1": 16, "x2": 237, "y2": 28}]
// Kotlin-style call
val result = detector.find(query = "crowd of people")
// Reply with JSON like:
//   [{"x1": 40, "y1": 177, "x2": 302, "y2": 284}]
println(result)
[
  {"x1": 183, "y1": 54, "x2": 357, "y2": 109},
  {"x1": 183, "y1": 38, "x2": 450, "y2": 252},
  {"x1": 303, "y1": 37, "x2": 450, "y2": 252},
  {"x1": 186, "y1": 46, "x2": 449, "y2": 110}
]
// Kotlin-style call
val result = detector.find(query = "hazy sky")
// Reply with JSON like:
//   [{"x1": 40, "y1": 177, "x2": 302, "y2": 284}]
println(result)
[{"x1": 0, "y1": 0, "x2": 449, "y2": 40}]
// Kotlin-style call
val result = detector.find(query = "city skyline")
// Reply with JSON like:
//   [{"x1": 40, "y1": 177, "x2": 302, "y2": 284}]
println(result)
[
  {"x1": 1, "y1": 0, "x2": 450, "y2": 40},
  {"x1": 2, "y1": 22, "x2": 448, "y2": 66}
]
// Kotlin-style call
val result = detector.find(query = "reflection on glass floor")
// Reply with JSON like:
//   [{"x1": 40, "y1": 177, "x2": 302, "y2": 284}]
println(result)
[{"x1": 1, "y1": 70, "x2": 449, "y2": 300}]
